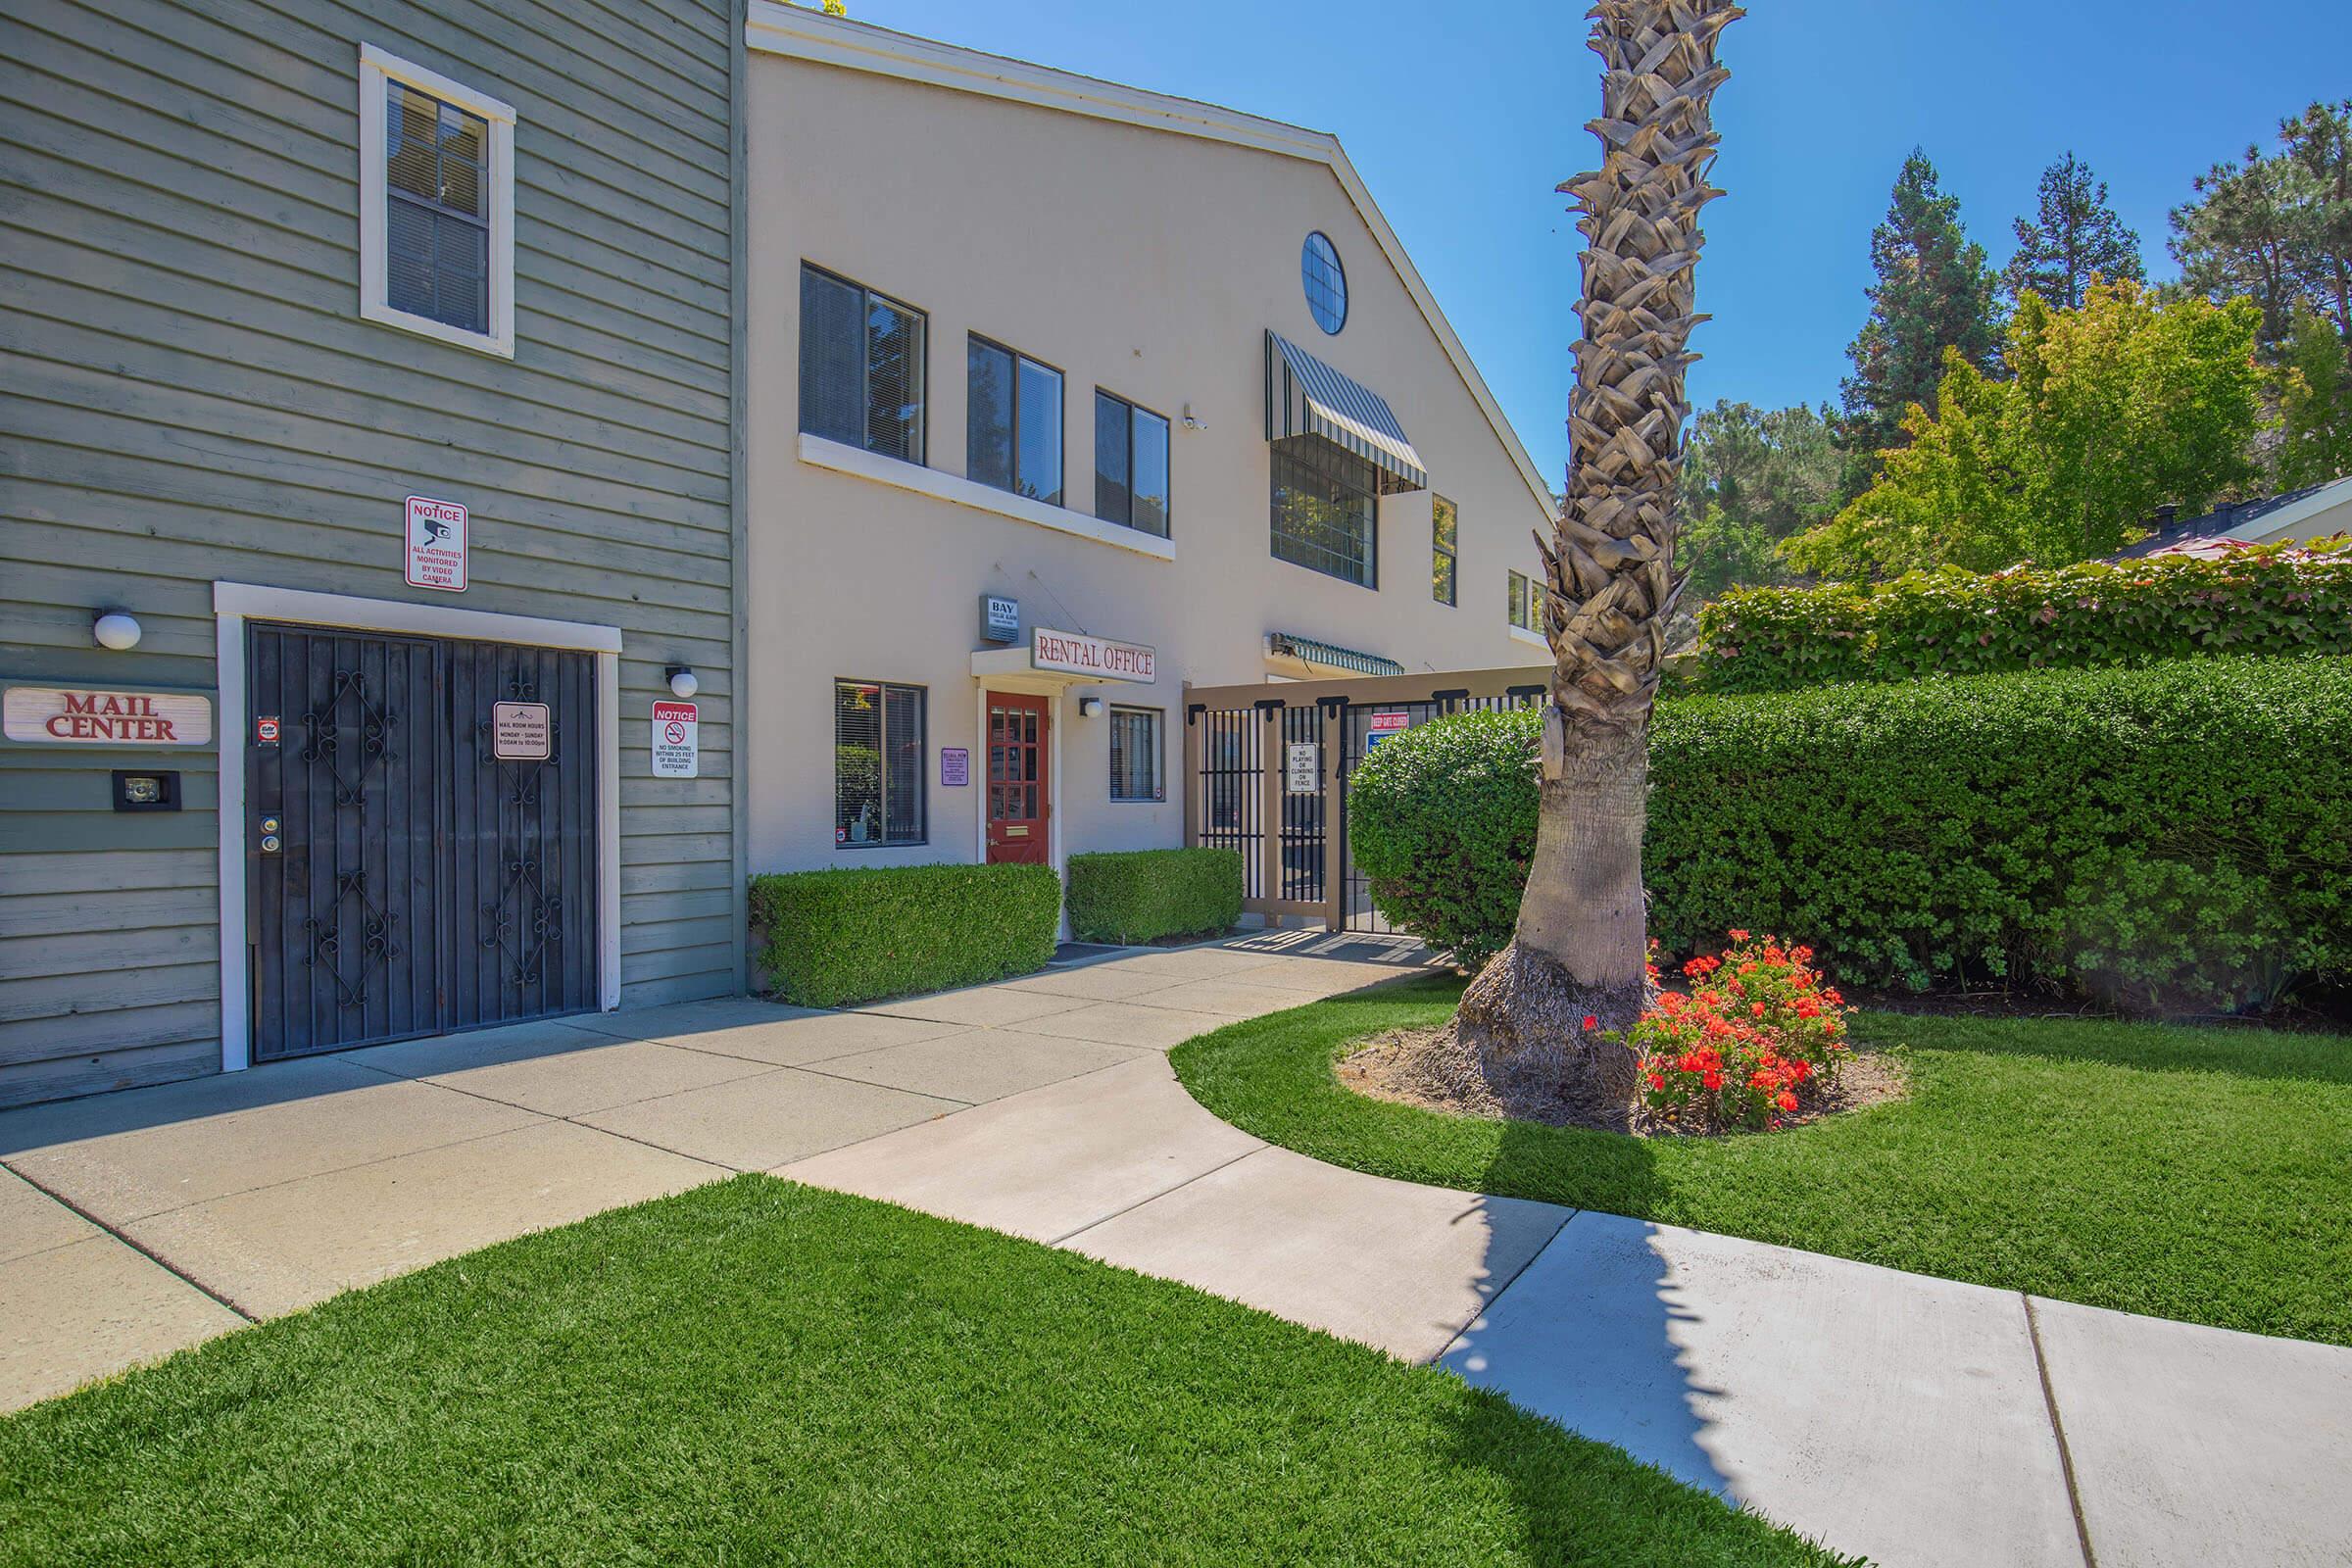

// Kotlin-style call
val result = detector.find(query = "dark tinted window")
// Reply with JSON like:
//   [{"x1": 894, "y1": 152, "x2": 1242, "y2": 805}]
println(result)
[
  {"x1": 800, "y1": 265, "x2": 926, "y2": 464},
  {"x1": 1301, "y1": 231, "x2": 1348, "y2": 334},
  {"x1": 1094, "y1": 390, "x2": 1172, "y2": 538},
  {"x1": 384, "y1": 83, "x2": 488, "y2": 332}
]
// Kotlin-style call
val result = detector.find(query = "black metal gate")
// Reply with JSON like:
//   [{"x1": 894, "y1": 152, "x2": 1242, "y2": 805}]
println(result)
[{"x1": 246, "y1": 624, "x2": 599, "y2": 1061}]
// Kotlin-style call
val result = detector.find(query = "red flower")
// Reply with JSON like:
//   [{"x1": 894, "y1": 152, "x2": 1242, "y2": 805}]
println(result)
[
  {"x1": 1701, "y1": 1068, "x2": 1724, "y2": 1092},
  {"x1": 1775, "y1": 1091, "x2": 1797, "y2": 1112},
  {"x1": 1728, "y1": 928, "x2": 1749, "y2": 942},
  {"x1": 1582, "y1": 1013, "x2": 1599, "y2": 1031},
  {"x1": 1750, "y1": 1002, "x2": 1766, "y2": 1018}
]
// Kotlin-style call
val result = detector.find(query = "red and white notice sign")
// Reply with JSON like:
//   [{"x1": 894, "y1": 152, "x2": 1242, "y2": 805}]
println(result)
[
  {"x1": 1365, "y1": 710, "x2": 1411, "y2": 748},
  {"x1": 404, "y1": 494, "x2": 468, "y2": 592},
  {"x1": 1030, "y1": 627, "x2": 1156, "y2": 682},
  {"x1": 651, "y1": 699, "x2": 699, "y2": 778}
]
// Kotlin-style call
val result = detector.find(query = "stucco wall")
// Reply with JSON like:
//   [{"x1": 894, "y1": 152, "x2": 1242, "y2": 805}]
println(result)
[{"x1": 744, "y1": 50, "x2": 1553, "y2": 879}]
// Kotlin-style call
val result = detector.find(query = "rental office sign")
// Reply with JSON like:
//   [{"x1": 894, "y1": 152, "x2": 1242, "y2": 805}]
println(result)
[{"x1": 1030, "y1": 627, "x2": 1156, "y2": 682}]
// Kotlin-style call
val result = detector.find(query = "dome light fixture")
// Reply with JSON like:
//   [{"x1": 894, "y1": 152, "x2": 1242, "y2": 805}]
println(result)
[
  {"x1": 93, "y1": 611, "x2": 142, "y2": 652},
  {"x1": 665, "y1": 665, "x2": 700, "y2": 700}
]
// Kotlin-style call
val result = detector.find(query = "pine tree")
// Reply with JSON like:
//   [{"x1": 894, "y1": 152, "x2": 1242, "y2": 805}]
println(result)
[
  {"x1": 2002, "y1": 152, "x2": 2145, "y2": 310},
  {"x1": 1838, "y1": 149, "x2": 2003, "y2": 489}
]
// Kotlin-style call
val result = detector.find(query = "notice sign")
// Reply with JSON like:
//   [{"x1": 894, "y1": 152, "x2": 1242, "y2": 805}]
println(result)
[
  {"x1": 4, "y1": 686, "x2": 212, "y2": 747},
  {"x1": 404, "y1": 495, "x2": 469, "y2": 592},
  {"x1": 1365, "y1": 710, "x2": 1411, "y2": 748},
  {"x1": 492, "y1": 701, "x2": 551, "y2": 760},
  {"x1": 1285, "y1": 741, "x2": 1320, "y2": 793},
  {"x1": 651, "y1": 699, "x2": 699, "y2": 778},
  {"x1": 1031, "y1": 627, "x2": 1156, "y2": 682},
  {"x1": 940, "y1": 747, "x2": 970, "y2": 787}
]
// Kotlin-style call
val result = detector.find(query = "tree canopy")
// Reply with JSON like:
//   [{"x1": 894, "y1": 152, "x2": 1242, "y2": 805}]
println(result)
[
  {"x1": 1786, "y1": 282, "x2": 2262, "y2": 578},
  {"x1": 2002, "y1": 152, "x2": 2145, "y2": 311},
  {"x1": 1672, "y1": 401, "x2": 1840, "y2": 621},
  {"x1": 2171, "y1": 100, "x2": 2352, "y2": 354}
]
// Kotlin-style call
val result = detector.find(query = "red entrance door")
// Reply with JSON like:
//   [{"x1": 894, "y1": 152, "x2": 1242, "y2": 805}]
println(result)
[{"x1": 986, "y1": 692, "x2": 1050, "y2": 864}]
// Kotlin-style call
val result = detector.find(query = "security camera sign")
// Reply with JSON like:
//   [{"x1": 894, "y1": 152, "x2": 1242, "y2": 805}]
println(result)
[
  {"x1": 651, "y1": 699, "x2": 698, "y2": 778},
  {"x1": 404, "y1": 495, "x2": 468, "y2": 592}
]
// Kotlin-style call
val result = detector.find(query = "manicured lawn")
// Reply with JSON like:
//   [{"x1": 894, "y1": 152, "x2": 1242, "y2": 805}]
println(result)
[
  {"x1": 1171, "y1": 977, "x2": 2352, "y2": 1346},
  {"x1": 0, "y1": 1177, "x2": 1848, "y2": 1568}
]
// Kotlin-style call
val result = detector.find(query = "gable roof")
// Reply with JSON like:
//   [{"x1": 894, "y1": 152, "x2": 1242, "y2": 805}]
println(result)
[{"x1": 743, "y1": 2, "x2": 1556, "y2": 524}]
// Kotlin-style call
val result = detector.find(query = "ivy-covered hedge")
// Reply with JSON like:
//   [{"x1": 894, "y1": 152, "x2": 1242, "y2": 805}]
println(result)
[
  {"x1": 1347, "y1": 658, "x2": 2352, "y2": 1011},
  {"x1": 750, "y1": 863, "x2": 1060, "y2": 1007},
  {"x1": 1696, "y1": 542, "x2": 2352, "y2": 694},
  {"x1": 1065, "y1": 848, "x2": 1244, "y2": 945}
]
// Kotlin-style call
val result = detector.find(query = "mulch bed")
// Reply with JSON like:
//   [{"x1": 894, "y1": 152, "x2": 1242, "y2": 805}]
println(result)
[{"x1": 1336, "y1": 1024, "x2": 1909, "y2": 1138}]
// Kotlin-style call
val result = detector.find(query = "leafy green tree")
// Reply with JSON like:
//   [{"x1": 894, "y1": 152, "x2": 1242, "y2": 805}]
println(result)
[
  {"x1": 2275, "y1": 304, "x2": 2352, "y2": 488},
  {"x1": 1673, "y1": 402, "x2": 1840, "y2": 613},
  {"x1": 2281, "y1": 101, "x2": 2351, "y2": 340},
  {"x1": 1787, "y1": 282, "x2": 2262, "y2": 577},
  {"x1": 1838, "y1": 149, "x2": 2004, "y2": 487},
  {"x1": 2002, "y1": 152, "x2": 2145, "y2": 310},
  {"x1": 2170, "y1": 102, "x2": 2351, "y2": 357}
]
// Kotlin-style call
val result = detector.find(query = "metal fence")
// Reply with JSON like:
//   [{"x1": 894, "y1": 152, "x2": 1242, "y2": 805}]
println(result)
[{"x1": 1183, "y1": 666, "x2": 1546, "y2": 932}]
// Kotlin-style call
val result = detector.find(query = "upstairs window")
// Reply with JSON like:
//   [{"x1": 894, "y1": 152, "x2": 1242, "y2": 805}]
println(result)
[
  {"x1": 802, "y1": 266, "x2": 927, "y2": 464},
  {"x1": 1270, "y1": 436, "x2": 1379, "y2": 588},
  {"x1": 1094, "y1": 390, "x2": 1172, "y2": 537},
  {"x1": 834, "y1": 679, "x2": 927, "y2": 848},
  {"x1": 359, "y1": 45, "x2": 514, "y2": 356},
  {"x1": 1508, "y1": 569, "x2": 1544, "y2": 632},
  {"x1": 1432, "y1": 495, "x2": 1458, "y2": 606},
  {"x1": 967, "y1": 336, "x2": 1063, "y2": 505}
]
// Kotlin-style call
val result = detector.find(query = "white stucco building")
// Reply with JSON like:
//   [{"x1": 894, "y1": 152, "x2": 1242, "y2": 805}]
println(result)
[{"x1": 742, "y1": 6, "x2": 1554, "y2": 885}]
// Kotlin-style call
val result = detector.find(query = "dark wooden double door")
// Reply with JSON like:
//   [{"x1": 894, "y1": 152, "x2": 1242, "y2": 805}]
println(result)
[{"x1": 245, "y1": 623, "x2": 598, "y2": 1061}]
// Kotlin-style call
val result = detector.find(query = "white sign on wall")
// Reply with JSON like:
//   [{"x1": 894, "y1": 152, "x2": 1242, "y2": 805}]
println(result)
[
  {"x1": 1285, "y1": 741, "x2": 1320, "y2": 793},
  {"x1": 1031, "y1": 627, "x2": 1156, "y2": 682},
  {"x1": 404, "y1": 495, "x2": 469, "y2": 592},
  {"x1": 3, "y1": 686, "x2": 213, "y2": 747},
  {"x1": 491, "y1": 701, "x2": 551, "y2": 760},
  {"x1": 651, "y1": 699, "x2": 699, "y2": 778}
]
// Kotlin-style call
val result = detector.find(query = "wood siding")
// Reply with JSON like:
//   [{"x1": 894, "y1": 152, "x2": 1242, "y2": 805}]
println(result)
[{"x1": 0, "y1": 0, "x2": 742, "y2": 1104}]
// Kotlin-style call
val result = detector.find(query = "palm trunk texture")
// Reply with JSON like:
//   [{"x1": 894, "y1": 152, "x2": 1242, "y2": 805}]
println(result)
[{"x1": 1445, "y1": 0, "x2": 1740, "y2": 1128}]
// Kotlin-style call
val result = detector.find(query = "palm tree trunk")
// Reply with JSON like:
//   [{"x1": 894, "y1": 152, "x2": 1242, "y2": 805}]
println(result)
[{"x1": 1441, "y1": 0, "x2": 1740, "y2": 1128}]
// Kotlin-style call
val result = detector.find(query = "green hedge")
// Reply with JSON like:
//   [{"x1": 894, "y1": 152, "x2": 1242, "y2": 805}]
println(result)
[
  {"x1": 1696, "y1": 542, "x2": 2352, "y2": 694},
  {"x1": 749, "y1": 863, "x2": 1060, "y2": 1007},
  {"x1": 1347, "y1": 658, "x2": 2352, "y2": 1010},
  {"x1": 1065, "y1": 848, "x2": 1244, "y2": 945}
]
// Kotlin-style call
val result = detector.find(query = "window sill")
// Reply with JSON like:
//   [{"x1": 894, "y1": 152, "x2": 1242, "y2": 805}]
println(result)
[
  {"x1": 362, "y1": 299, "x2": 514, "y2": 360},
  {"x1": 1508, "y1": 623, "x2": 1547, "y2": 650},
  {"x1": 799, "y1": 433, "x2": 1176, "y2": 561}
]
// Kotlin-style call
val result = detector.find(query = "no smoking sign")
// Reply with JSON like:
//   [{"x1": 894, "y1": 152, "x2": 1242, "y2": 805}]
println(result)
[{"x1": 651, "y1": 699, "x2": 698, "y2": 779}]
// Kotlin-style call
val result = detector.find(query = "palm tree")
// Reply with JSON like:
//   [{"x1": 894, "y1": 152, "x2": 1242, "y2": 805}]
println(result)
[{"x1": 1443, "y1": 0, "x2": 1741, "y2": 1127}]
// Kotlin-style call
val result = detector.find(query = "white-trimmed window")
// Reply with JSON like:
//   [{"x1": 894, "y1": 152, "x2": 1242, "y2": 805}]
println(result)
[
  {"x1": 359, "y1": 44, "x2": 515, "y2": 357},
  {"x1": 1109, "y1": 706, "x2": 1163, "y2": 802},
  {"x1": 1508, "y1": 569, "x2": 1543, "y2": 632}
]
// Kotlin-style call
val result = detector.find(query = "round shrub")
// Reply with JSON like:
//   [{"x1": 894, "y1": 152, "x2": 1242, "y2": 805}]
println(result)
[{"x1": 1346, "y1": 708, "x2": 1540, "y2": 965}]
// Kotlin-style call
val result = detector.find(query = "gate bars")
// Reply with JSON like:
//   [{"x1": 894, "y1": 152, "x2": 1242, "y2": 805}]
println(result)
[{"x1": 1182, "y1": 665, "x2": 1546, "y2": 933}]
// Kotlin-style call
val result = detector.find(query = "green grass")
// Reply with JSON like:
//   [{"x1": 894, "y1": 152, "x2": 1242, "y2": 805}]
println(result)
[
  {"x1": 0, "y1": 1177, "x2": 1849, "y2": 1567},
  {"x1": 1171, "y1": 978, "x2": 2352, "y2": 1346}
]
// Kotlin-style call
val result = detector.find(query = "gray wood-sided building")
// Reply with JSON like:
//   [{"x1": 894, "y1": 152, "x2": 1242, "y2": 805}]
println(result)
[{"x1": 0, "y1": 0, "x2": 748, "y2": 1105}]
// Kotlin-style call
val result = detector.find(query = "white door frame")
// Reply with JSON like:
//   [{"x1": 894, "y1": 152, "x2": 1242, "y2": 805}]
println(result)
[{"x1": 213, "y1": 581, "x2": 624, "y2": 1073}]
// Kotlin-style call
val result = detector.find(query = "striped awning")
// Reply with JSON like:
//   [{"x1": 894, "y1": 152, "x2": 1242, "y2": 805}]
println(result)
[
  {"x1": 1265, "y1": 632, "x2": 1404, "y2": 677},
  {"x1": 1264, "y1": 330, "x2": 1428, "y2": 491}
]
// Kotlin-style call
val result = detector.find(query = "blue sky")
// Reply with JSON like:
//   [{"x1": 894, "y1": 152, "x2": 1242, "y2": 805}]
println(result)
[{"x1": 835, "y1": 1, "x2": 2352, "y2": 490}]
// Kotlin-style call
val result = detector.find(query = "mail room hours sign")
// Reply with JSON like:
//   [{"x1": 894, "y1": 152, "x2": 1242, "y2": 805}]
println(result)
[{"x1": 651, "y1": 700, "x2": 698, "y2": 778}]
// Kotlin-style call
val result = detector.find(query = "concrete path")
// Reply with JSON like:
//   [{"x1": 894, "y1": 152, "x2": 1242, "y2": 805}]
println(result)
[{"x1": 4, "y1": 931, "x2": 2347, "y2": 1568}]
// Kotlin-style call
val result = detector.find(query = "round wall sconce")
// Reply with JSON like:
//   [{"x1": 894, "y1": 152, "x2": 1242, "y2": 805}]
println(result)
[
  {"x1": 1078, "y1": 696, "x2": 1104, "y2": 718},
  {"x1": 665, "y1": 665, "x2": 699, "y2": 700},
  {"x1": 93, "y1": 611, "x2": 142, "y2": 651}
]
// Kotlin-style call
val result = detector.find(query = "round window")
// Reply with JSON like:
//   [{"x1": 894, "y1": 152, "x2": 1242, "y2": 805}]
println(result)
[{"x1": 1300, "y1": 231, "x2": 1348, "y2": 334}]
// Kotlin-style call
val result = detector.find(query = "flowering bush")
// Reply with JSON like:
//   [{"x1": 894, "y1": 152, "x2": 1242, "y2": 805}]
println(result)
[{"x1": 1622, "y1": 933, "x2": 1854, "y2": 1133}]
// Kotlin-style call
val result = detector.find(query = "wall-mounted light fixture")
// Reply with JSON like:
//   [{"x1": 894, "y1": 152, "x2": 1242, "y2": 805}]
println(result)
[
  {"x1": 665, "y1": 665, "x2": 699, "y2": 700},
  {"x1": 1180, "y1": 402, "x2": 1207, "y2": 431},
  {"x1": 1078, "y1": 696, "x2": 1104, "y2": 718},
  {"x1": 93, "y1": 611, "x2": 142, "y2": 651}
]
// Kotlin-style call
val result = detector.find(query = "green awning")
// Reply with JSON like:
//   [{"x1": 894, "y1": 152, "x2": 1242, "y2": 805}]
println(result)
[
  {"x1": 1265, "y1": 632, "x2": 1403, "y2": 677},
  {"x1": 1264, "y1": 330, "x2": 1428, "y2": 492}
]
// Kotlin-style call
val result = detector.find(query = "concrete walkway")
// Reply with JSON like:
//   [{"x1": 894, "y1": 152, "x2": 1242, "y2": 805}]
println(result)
[{"x1": 4, "y1": 933, "x2": 2348, "y2": 1568}]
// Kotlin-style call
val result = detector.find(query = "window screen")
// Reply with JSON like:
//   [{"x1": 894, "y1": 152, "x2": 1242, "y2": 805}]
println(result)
[
  {"x1": 1095, "y1": 391, "x2": 1171, "y2": 537},
  {"x1": 1432, "y1": 495, "x2": 1459, "y2": 606},
  {"x1": 834, "y1": 680, "x2": 926, "y2": 847},
  {"x1": 801, "y1": 266, "x2": 926, "y2": 464},
  {"x1": 968, "y1": 337, "x2": 1061, "y2": 504},
  {"x1": 384, "y1": 82, "x2": 489, "y2": 334},
  {"x1": 1109, "y1": 707, "x2": 1163, "y2": 802},
  {"x1": 1270, "y1": 436, "x2": 1378, "y2": 587}
]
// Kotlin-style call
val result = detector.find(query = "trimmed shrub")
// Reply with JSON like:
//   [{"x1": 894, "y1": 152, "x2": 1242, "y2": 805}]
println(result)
[
  {"x1": 1346, "y1": 658, "x2": 2352, "y2": 1010},
  {"x1": 749, "y1": 862, "x2": 1059, "y2": 1007},
  {"x1": 1066, "y1": 848, "x2": 1243, "y2": 945},
  {"x1": 1696, "y1": 541, "x2": 2352, "y2": 695},
  {"x1": 1345, "y1": 710, "x2": 1540, "y2": 966}
]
